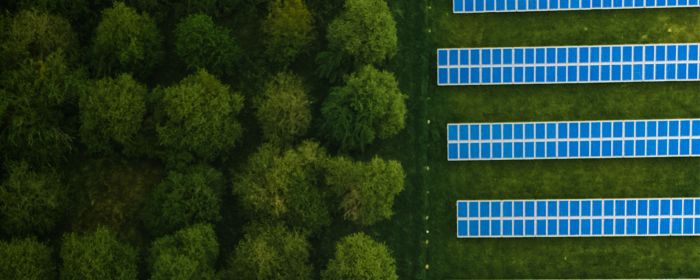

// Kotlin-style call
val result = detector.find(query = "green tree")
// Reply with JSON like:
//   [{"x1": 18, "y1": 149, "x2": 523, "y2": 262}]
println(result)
[
  {"x1": 233, "y1": 141, "x2": 330, "y2": 233},
  {"x1": 325, "y1": 156, "x2": 404, "y2": 226},
  {"x1": 0, "y1": 237, "x2": 56, "y2": 280},
  {"x1": 79, "y1": 74, "x2": 146, "y2": 153},
  {"x1": 255, "y1": 72, "x2": 311, "y2": 145},
  {"x1": 318, "y1": 0, "x2": 397, "y2": 78},
  {"x1": 0, "y1": 9, "x2": 77, "y2": 71},
  {"x1": 321, "y1": 232, "x2": 398, "y2": 280},
  {"x1": 93, "y1": 1, "x2": 162, "y2": 77},
  {"x1": 156, "y1": 69, "x2": 244, "y2": 164},
  {"x1": 321, "y1": 65, "x2": 406, "y2": 150},
  {"x1": 143, "y1": 165, "x2": 223, "y2": 236},
  {"x1": 1, "y1": 51, "x2": 85, "y2": 164},
  {"x1": 224, "y1": 223, "x2": 312, "y2": 280},
  {"x1": 60, "y1": 227, "x2": 138, "y2": 280},
  {"x1": 262, "y1": 0, "x2": 314, "y2": 66},
  {"x1": 148, "y1": 224, "x2": 218, "y2": 280},
  {"x1": 0, "y1": 161, "x2": 66, "y2": 235},
  {"x1": 174, "y1": 14, "x2": 239, "y2": 76}
]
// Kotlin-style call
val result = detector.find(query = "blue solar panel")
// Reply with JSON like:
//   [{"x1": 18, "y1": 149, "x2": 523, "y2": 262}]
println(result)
[
  {"x1": 457, "y1": 198, "x2": 700, "y2": 238},
  {"x1": 437, "y1": 44, "x2": 700, "y2": 86},
  {"x1": 447, "y1": 119, "x2": 700, "y2": 161},
  {"x1": 453, "y1": 0, "x2": 700, "y2": 13}
]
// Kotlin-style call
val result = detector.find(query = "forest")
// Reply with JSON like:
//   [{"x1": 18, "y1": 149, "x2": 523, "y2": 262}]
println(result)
[{"x1": 0, "y1": 0, "x2": 411, "y2": 279}]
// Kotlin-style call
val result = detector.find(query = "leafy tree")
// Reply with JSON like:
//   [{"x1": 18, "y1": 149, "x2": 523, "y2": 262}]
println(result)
[
  {"x1": 174, "y1": 14, "x2": 239, "y2": 76},
  {"x1": 233, "y1": 141, "x2": 330, "y2": 233},
  {"x1": 60, "y1": 227, "x2": 138, "y2": 280},
  {"x1": 0, "y1": 237, "x2": 56, "y2": 279},
  {"x1": 325, "y1": 156, "x2": 404, "y2": 226},
  {"x1": 318, "y1": 0, "x2": 397, "y2": 78},
  {"x1": 321, "y1": 232, "x2": 398, "y2": 280},
  {"x1": 92, "y1": 1, "x2": 162, "y2": 77},
  {"x1": 1, "y1": 9, "x2": 77, "y2": 71},
  {"x1": 321, "y1": 65, "x2": 406, "y2": 150},
  {"x1": 143, "y1": 165, "x2": 223, "y2": 236},
  {"x1": 224, "y1": 223, "x2": 312, "y2": 280},
  {"x1": 148, "y1": 223, "x2": 218, "y2": 280},
  {"x1": 0, "y1": 161, "x2": 66, "y2": 235},
  {"x1": 79, "y1": 73, "x2": 146, "y2": 153},
  {"x1": 156, "y1": 69, "x2": 244, "y2": 164},
  {"x1": 255, "y1": 72, "x2": 311, "y2": 145},
  {"x1": 1, "y1": 51, "x2": 84, "y2": 165},
  {"x1": 261, "y1": 0, "x2": 314, "y2": 66}
]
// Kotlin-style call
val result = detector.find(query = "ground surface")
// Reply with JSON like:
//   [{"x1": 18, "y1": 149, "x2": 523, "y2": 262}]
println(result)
[{"x1": 382, "y1": 1, "x2": 700, "y2": 278}]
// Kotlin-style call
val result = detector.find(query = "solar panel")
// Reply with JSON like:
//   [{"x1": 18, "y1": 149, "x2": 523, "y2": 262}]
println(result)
[
  {"x1": 453, "y1": 0, "x2": 700, "y2": 13},
  {"x1": 457, "y1": 198, "x2": 700, "y2": 238},
  {"x1": 437, "y1": 44, "x2": 700, "y2": 86},
  {"x1": 447, "y1": 119, "x2": 700, "y2": 160}
]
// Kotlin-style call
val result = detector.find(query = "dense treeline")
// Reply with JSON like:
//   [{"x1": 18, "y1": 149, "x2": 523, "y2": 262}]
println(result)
[{"x1": 0, "y1": 0, "x2": 407, "y2": 279}]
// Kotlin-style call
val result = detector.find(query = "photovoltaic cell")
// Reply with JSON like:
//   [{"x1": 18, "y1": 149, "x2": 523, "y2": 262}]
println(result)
[
  {"x1": 447, "y1": 119, "x2": 700, "y2": 161},
  {"x1": 454, "y1": 0, "x2": 700, "y2": 13},
  {"x1": 437, "y1": 43, "x2": 700, "y2": 86},
  {"x1": 457, "y1": 198, "x2": 700, "y2": 238}
]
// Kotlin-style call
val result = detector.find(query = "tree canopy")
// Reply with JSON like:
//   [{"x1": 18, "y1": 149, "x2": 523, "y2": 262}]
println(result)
[
  {"x1": 225, "y1": 223, "x2": 312, "y2": 280},
  {"x1": 262, "y1": 0, "x2": 314, "y2": 66},
  {"x1": 143, "y1": 165, "x2": 223, "y2": 236},
  {"x1": 321, "y1": 232, "x2": 398, "y2": 280},
  {"x1": 325, "y1": 156, "x2": 405, "y2": 226},
  {"x1": 321, "y1": 65, "x2": 407, "y2": 150},
  {"x1": 0, "y1": 237, "x2": 56, "y2": 280},
  {"x1": 174, "y1": 14, "x2": 239, "y2": 76},
  {"x1": 79, "y1": 73, "x2": 147, "y2": 153},
  {"x1": 255, "y1": 72, "x2": 311, "y2": 145},
  {"x1": 1, "y1": 9, "x2": 77, "y2": 71},
  {"x1": 1, "y1": 51, "x2": 85, "y2": 164},
  {"x1": 156, "y1": 69, "x2": 244, "y2": 164},
  {"x1": 0, "y1": 161, "x2": 66, "y2": 235},
  {"x1": 233, "y1": 141, "x2": 330, "y2": 233},
  {"x1": 92, "y1": 1, "x2": 162, "y2": 77},
  {"x1": 60, "y1": 227, "x2": 138, "y2": 280},
  {"x1": 148, "y1": 223, "x2": 219, "y2": 280},
  {"x1": 325, "y1": 0, "x2": 397, "y2": 66}
]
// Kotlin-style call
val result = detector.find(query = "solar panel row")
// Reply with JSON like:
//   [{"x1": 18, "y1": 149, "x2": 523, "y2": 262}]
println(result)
[
  {"x1": 437, "y1": 44, "x2": 700, "y2": 85},
  {"x1": 454, "y1": 0, "x2": 700, "y2": 13},
  {"x1": 447, "y1": 119, "x2": 700, "y2": 160},
  {"x1": 457, "y1": 198, "x2": 700, "y2": 238}
]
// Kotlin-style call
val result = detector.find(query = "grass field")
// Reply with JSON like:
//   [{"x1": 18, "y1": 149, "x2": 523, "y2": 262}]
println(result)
[{"x1": 381, "y1": 0, "x2": 700, "y2": 278}]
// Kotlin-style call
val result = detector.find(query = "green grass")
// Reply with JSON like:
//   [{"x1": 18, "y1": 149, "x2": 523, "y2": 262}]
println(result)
[{"x1": 382, "y1": 0, "x2": 700, "y2": 278}]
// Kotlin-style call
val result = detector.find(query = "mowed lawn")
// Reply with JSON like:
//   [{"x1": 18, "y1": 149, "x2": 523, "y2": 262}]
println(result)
[{"x1": 414, "y1": 1, "x2": 700, "y2": 279}]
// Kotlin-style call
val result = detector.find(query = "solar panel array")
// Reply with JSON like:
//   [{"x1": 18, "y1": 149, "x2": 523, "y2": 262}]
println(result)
[
  {"x1": 457, "y1": 198, "x2": 700, "y2": 238},
  {"x1": 437, "y1": 43, "x2": 700, "y2": 86},
  {"x1": 453, "y1": 0, "x2": 700, "y2": 13},
  {"x1": 447, "y1": 119, "x2": 700, "y2": 161}
]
